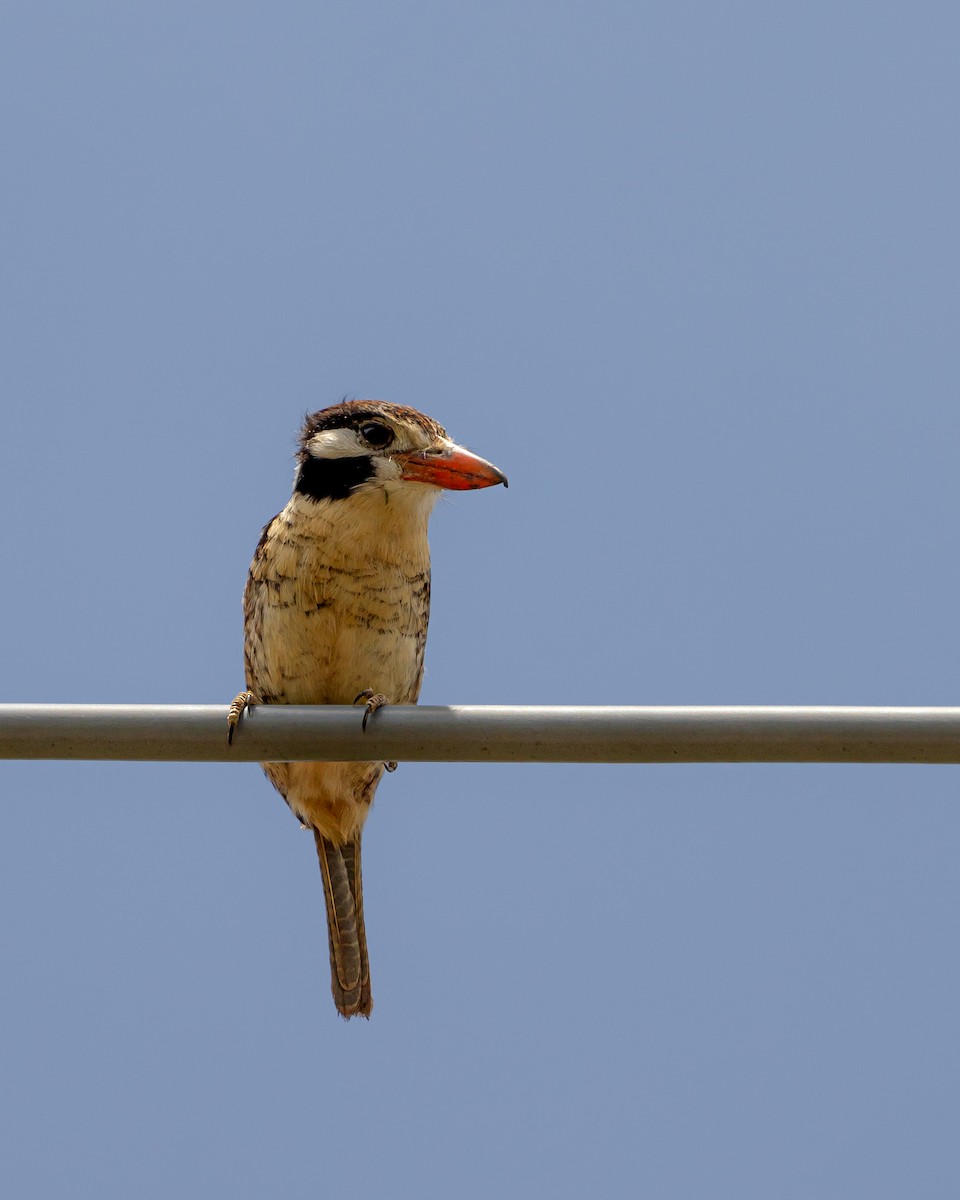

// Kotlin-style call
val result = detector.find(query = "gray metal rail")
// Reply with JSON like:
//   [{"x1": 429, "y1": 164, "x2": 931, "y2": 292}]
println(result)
[{"x1": 0, "y1": 705, "x2": 959, "y2": 763}]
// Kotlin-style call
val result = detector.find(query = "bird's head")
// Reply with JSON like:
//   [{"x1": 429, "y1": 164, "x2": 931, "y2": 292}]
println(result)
[{"x1": 294, "y1": 400, "x2": 507, "y2": 503}]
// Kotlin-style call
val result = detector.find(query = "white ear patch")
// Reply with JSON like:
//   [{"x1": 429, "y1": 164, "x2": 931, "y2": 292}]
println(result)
[{"x1": 306, "y1": 428, "x2": 366, "y2": 458}]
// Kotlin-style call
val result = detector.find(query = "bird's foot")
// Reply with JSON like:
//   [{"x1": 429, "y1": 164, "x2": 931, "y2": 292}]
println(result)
[
  {"x1": 353, "y1": 689, "x2": 389, "y2": 733},
  {"x1": 227, "y1": 690, "x2": 259, "y2": 745},
  {"x1": 384, "y1": 761, "x2": 398, "y2": 772}
]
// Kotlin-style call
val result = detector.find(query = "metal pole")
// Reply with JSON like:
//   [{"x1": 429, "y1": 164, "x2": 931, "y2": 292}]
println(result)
[{"x1": 0, "y1": 704, "x2": 959, "y2": 763}]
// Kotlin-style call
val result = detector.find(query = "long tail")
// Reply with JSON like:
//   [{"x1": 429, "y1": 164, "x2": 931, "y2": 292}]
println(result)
[{"x1": 313, "y1": 830, "x2": 372, "y2": 1018}]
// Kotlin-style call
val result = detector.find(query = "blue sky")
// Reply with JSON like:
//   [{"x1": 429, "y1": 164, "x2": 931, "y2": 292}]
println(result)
[{"x1": 1, "y1": 2, "x2": 959, "y2": 1196}]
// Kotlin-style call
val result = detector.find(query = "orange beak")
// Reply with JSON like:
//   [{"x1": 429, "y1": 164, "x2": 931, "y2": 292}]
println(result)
[{"x1": 395, "y1": 442, "x2": 508, "y2": 491}]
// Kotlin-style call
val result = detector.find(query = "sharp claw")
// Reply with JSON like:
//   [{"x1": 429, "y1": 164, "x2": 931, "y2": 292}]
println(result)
[
  {"x1": 227, "y1": 691, "x2": 257, "y2": 746},
  {"x1": 354, "y1": 689, "x2": 388, "y2": 733}
]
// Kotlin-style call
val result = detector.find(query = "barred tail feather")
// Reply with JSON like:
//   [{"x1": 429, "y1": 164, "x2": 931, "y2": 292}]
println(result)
[{"x1": 314, "y1": 830, "x2": 372, "y2": 1018}]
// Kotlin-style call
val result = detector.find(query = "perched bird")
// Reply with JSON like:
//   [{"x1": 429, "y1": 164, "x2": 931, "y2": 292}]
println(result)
[{"x1": 229, "y1": 400, "x2": 506, "y2": 1018}]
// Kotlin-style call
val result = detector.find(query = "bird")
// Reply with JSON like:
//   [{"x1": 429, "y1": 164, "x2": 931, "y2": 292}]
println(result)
[{"x1": 228, "y1": 399, "x2": 507, "y2": 1018}]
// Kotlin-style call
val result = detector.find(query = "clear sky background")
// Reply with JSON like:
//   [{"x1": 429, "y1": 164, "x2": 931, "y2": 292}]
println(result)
[{"x1": 1, "y1": 2, "x2": 959, "y2": 1196}]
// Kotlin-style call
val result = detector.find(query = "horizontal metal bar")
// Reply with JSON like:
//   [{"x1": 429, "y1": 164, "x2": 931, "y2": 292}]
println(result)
[{"x1": 0, "y1": 705, "x2": 960, "y2": 764}]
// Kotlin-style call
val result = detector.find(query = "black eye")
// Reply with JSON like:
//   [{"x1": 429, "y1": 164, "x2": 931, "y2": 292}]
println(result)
[{"x1": 359, "y1": 422, "x2": 393, "y2": 449}]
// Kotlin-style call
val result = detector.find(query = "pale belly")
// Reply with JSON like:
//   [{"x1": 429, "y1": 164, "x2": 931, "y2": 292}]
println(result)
[
  {"x1": 243, "y1": 521, "x2": 430, "y2": 840},
  {"x1": 254, "y1": 600, "x2": 426, "y2": 707}
]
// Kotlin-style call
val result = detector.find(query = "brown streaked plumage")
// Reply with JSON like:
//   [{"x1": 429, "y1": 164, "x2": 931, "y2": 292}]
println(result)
[{"x1": 230, "y1": 399, "x2": 506, "y2": 1018}]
